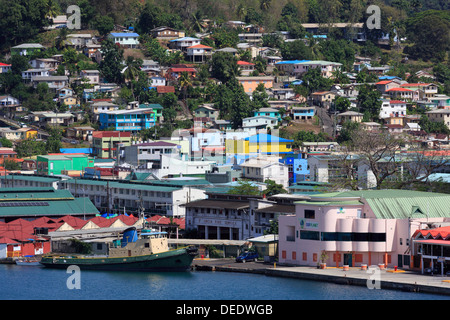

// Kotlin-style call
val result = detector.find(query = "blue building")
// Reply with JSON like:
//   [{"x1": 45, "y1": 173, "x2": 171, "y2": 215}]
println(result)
[
  {"x1": 279, "y1": 153, "x2": 309, "y2": 185},
  {"x1": 291, "y1": 106, "x2": 315, "y2": 120},
  {"x1": 98, "y1": 108, "x2": 157, "y2": 132}
]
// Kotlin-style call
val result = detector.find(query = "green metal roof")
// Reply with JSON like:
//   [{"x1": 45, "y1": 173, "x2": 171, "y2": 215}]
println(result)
[
  {"x1": 65, "y1": 179, "x2": 180, "y2": 192},
  {"x1": 302, "y1": 190, "x2": 450, "y2": 219},
  {"x1": 0, "y1": 187, "x2": 98, "y2": 217},
  {"x1": 0, "y1": 188, "x2": 73, "y2": 201}
]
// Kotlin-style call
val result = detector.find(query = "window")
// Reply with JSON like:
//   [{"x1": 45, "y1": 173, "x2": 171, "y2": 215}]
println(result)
[
  {"x1": 300, "y1": 230, "x2": 320, "y2": 240},
  {"x1": 304, "y1": 209, "x2": 315, "y2": 219}
]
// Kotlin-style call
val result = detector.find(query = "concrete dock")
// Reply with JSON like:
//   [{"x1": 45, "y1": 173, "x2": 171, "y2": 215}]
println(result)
[{"x1": 192, "y1": 258, "x2": 450, "y2": 297}]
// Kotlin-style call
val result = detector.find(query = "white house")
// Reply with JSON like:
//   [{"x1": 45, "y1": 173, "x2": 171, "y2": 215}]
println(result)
[
  {"x1": 108, "y1": 32, "x2": 140, "y2": 49},
  {"x1": 0, "y1": 62, "x2": 11, "y2": 73},
  {"x1": 0, "y1": 95, "x2": 20, "y2": 107},
  {"x1": 293, "y1": 60, "x2": 342, "y2": 78},
  {"x1": 186, "y1": 44, "x2": 213, "y2": 63},
  {"x1": 29, "y1": 58, "x2": 59, "y2": 70},
  {"x1": 31, "y1": 76, "x2": 68, "y2": 91},
  {"x1": 66, "y1": 34, "x2": 94, "y2": 49},
  {"x1": 379, "y1": 100, "x2": 407, "y2": 119},
  {"x1": 150, "y1": 76, "x2": 166, "y2": 87},
  {"x1": 79, "y1": 70, "x2": 100, "y2": 84},
  {"x1": 169, "y1": 37, "x2": 201, "y2": 52},
  {"x1": 22, "y1": 69, "x2": 50, "y2": 81},
  {"x1": 240, "y1": 156, "x2": 289, "y2": 188},
  {"x1": 242, "y1": 116, "x2": 278, "y2": 132}
]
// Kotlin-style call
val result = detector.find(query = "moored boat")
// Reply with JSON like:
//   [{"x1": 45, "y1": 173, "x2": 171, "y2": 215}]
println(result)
[
  {"x1": 16, "y1": 256, "x2": 41, "y2": 266},
  {"x1": 40, "y1": 227, "x2": 198, "y2": 271}
]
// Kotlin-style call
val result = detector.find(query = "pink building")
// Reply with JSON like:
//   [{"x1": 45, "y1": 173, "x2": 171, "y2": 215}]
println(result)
[{"x1": 278, "y1": 190, "x2": 450, "y2": 270}]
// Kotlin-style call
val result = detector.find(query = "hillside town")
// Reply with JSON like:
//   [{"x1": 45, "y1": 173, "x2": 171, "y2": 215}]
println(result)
[{"x1": 0, "y1": 1, "x2": 450, "y2": 279}]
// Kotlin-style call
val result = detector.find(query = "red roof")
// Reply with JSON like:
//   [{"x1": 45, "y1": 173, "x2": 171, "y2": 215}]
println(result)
[
  {"x1": 0, "y1": 236, "x2": 19, "y2": 244},
  {"x1": 188, "y1": 44, "x2": 212, "y2": 49},
  {"x1": 92, "y1": 131, "x2": 132, "y2": 138},
  {"x1": 376, "y1": 80, "x2": 392, "y2": 85},
  {"x1": 389, "y1": 100, "x2": 406, "y2": 104},
  {"x1": 415, "y1": 226, "x2": 450, "y2": 239},
  {"x1": 400, "y1": 83, "x2": 432, "y2": 87},
  {"x1": 56, "y1": 215, "x2": 87, "y2": 229},
  {"x1": 386, "y1": 87, "x2": 412, "y2": 92},
  {"x1": 0, "y1": 63, "x2": 11, "y2": 67},
  {"x1": 169, "y1": 67, "x2": 197, "y2": 73},
  {"x1": 157, "y1": 86, "x2": 175, "y2": 93},
  {"x1": 237, "y1": 60, "x2": 255, "y2": 66}
]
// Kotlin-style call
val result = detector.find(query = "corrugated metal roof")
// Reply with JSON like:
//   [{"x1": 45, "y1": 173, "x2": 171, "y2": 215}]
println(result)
[{"x1": 307, "y1": 190, "x2": 450, "y2": 219}]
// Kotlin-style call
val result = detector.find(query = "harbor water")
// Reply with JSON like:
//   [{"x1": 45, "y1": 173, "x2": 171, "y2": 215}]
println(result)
[{"x1": 0, "y1": 264, "x2": 449, "y2": 300}]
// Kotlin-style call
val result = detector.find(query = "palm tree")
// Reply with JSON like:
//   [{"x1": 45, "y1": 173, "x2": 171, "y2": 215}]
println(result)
[
  {"x1": 236, "y1": 4, "x2": 247, "y2": 21},
  {"x1": 259, "y1": 0, "x2": 272, "y2": 12},
  {"x1": 122, "y1": 56, "x2": 143, "y2": 100},
  {"x1": 191, "y1": 10, "x2": 204, "y2": 33},
  {"x1": 178, "y1": 71, "x2": 193, "y2": 102},
  {"x1": 45, "y1": 0, "x2": 59, "y2": 19}
]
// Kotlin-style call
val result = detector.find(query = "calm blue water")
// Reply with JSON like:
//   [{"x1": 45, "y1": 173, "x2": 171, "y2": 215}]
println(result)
[{"x1": 0, "y1": 264, "x2": 448, "y2": 300}]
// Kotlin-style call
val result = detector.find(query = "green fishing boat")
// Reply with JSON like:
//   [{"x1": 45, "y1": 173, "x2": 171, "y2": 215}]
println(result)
[{"x1": 40, "y1": 227, "x2": 198, "y2": 271}]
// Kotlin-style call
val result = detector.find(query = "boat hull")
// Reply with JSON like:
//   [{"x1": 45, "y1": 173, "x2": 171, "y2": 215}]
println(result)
[{"x1": 40, "y1": 247, "x2": 197, "y2": 272}]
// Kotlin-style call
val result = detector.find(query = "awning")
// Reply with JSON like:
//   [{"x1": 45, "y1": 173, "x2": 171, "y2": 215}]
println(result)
[{"x1": 413, "y1": 239, "x2": 450, "y2": 246}]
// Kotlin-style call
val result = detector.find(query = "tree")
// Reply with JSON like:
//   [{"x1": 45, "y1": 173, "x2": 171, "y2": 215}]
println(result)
[
  {"x1": 280, "y1": 40, "x2": 313, "y2": 61},
  {"x1": 404, "y1": 10, "x2": 450, "y2": 61},
  {"x1": 93, "y1": 15, "x2": 115, "y2": 36},
  {"x1": 259, "y1": 0, "x2": 272, "y2": 12},
  {"x1": 333, "y1": 96, "x2": 350, "y2": 113},
  {"x1": 99, "y1": 38, "x2": 124, "y2": 84},
  {"x1": 263, "y1": 179, "x2": 287, "y2": 196},
  {"x1": 46, "y1": 127, "x2": 63, "y2": 153},
  {"x1": 300, "y1": 67, "x2": 333, "y2": 94},
  {"x1": 345, "y1": 127, "x2": 405, "y2": 189},
  {"x1": 210, "y1": 51, "x2": 240, "y2": 84},
  {"x1": 228, "y1": 180, "x2": 260, "y2": 196},
  {"x1": 15, "y1": 139, "x2": 47, "y2": 158},
  {"x1": 357, "y1": 85, "x2": 382, "y2": 121},
  {"x1": 178, "y1": 71, "x2": 193, "y2": 101},
  {"x1": 215, "y1": 78, "x2": 252, "y2": 129},
  {"x1": 123, "y1": 56, "x2": 143, "y2": 99}
]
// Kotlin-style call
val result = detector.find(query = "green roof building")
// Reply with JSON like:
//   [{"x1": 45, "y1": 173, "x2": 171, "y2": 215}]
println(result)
[
  {"x1": 0, "y1": 187, "x2": 98, "y2": 221},
  {"x1": 36, "y1": 155, "x2": 94, "y2": 176}
]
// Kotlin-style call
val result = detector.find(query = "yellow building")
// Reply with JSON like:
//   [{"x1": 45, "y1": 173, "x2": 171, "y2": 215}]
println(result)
[
  {"x1": 236, "y1": 76, "x2": 274, "y2": 95},
  {"x1": 226, "y1": 134, "x2": 293, "y2": 155},
  {"x1": 21, "y1": 128, "x2": 38, "y2": 140}
]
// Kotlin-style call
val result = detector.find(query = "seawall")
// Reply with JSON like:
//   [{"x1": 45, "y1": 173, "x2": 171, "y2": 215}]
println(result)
[{"x1": 192, "y1": 259, "x2": 450, "y2": 297}]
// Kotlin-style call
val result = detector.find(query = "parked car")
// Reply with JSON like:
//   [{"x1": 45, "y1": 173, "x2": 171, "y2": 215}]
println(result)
[{"x1": 236, "y1": 251, "x2": 258, "y2": 263}]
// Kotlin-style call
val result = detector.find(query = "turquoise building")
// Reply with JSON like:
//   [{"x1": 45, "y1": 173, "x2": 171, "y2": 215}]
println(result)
[{"x1": 98, "y1": 104, "x2": 163, "y2": 132}]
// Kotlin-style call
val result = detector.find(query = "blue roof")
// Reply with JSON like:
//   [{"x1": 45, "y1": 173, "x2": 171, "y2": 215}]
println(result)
[
  {"x1": 275, "y1": 60, "x2": 310, "y2": 65},
  {"x1": 378, "y1": 76, "x2": 401, "y2": 80},
  {"x1": 110, "y1": 33, "x2": 139, "y2": 37},
  {"x1": 60, "y1": 148, "x2": 92, "y2": 154},
  {"x1": 244, "y1": 134, "x2": 294, "y2": 143},
  {"x1": 170, "y1": 37, "x2": 200, "y2": 42}
]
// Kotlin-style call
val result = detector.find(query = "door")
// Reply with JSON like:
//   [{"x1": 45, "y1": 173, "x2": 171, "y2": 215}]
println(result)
[
  {"x1": 343, "y1": 253, "x2": 352, "y2": 267},
  {"x1": 397, "y1": 254, "x2": 403, "y2": 267}
]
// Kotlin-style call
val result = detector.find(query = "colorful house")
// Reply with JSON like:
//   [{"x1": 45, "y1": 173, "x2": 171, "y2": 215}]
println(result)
[
  {"x1": 36, "y1": 154, "x2": 94, "y2": 176},
  {"x1": 108, "y1": 32, "x2": 140, "y2": 48},
  {"x1": 278, "y1": 190, "x2": 450, "y2": 270},
  {"x1": 98, "y1": 106, "x2": 161, "y2": 132},
  {"x1": 236, "y1": 76, "x2": 274, "y2": 95},
  {"x1": 253, "y1": 108, "x2": 280, "y2": 120},
  {"x1": 226, "y1": 133, "x2": 293, "y2": 156},
  {"x1": 92, "y1": 131, "x2": 132, "y2": 159}
]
